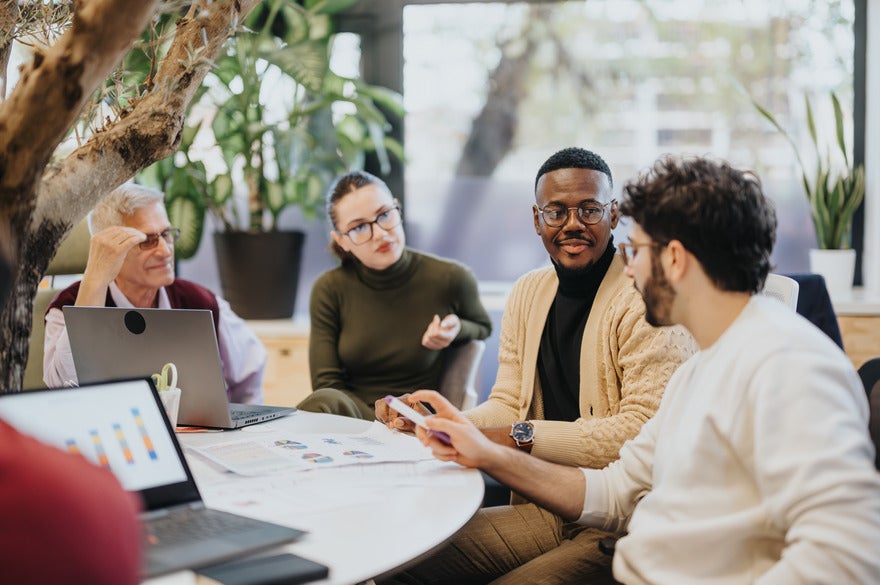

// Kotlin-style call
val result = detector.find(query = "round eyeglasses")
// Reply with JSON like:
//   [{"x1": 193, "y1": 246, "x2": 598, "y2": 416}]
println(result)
[
  {"x1": 338, "y1": 206, "x2": 402, "y2": 246},
  {"x1": 536, "y1": 200, "x2": 615, "y2": 228},
  {"x1": 139, "y1": 228, "x2": 181, "y2": 250}
]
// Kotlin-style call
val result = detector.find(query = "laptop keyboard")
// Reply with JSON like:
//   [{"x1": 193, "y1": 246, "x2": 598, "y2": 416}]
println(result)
[{"x1": 146, "y1": 508, "x2": 265, "y2": 547}]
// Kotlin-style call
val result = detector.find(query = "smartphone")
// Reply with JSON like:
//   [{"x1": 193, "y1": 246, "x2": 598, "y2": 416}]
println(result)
[{"x1": 384, "y1": 395, "x2": 452, "y2": 445}]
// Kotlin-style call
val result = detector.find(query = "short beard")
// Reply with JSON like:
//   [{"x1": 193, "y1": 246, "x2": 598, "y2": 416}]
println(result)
[{"x1": 640, "y1": 252, "x2": 675, "y2": 327}]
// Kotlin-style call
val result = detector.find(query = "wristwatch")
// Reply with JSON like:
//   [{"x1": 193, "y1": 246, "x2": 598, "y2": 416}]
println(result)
[{"x1": 509, "y1": 421, "x2": 535, "y2": 449}]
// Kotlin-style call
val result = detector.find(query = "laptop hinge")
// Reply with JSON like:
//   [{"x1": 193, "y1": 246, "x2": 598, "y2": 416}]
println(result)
[{"x1": 142, "y1": 501, "x2": 206, "y2": 520}]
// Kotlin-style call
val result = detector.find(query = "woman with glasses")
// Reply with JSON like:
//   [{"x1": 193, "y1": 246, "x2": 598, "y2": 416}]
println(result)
[
  {"x1": 43, "y1": 183, "x2": 267, "y2": 404},
  {"x1": 298, "y1": 170, "x2": 492, "y2": 420}
]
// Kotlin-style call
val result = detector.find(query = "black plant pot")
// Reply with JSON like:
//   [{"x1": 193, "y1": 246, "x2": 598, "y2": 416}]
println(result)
[{"x1": 213, "y1": 230, "x2": 305, "y2": 319}]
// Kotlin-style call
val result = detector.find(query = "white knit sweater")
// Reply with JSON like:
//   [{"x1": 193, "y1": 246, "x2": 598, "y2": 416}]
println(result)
[{"x1": 581, "y1": 295, "x2": 880, "y2": 584}]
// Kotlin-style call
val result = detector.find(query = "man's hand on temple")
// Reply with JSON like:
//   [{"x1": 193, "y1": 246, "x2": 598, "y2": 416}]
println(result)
[{"x1": 82, "y1": 226, "x2": 146, "y2": 287}]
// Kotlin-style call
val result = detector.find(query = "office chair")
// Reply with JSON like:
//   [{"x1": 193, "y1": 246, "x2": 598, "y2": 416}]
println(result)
[
  {"x1": 438, "y1": 339, "x2": 485, "y2": 410},
  {"x1": 858, "y1": 358, "x2": 880, "y2": 471},
  {"x1": 786, "y1": 273, "x2": 844, "y2": 349},
  {"x1": 23, "y1": 220, "x2": 91, "y2": 390},
  {"x1": 760, "y1": 273, "x2": 799, "y2": 310},
  {"x1": 857, "y1": 357, "x2": 880, "y2": 399}
]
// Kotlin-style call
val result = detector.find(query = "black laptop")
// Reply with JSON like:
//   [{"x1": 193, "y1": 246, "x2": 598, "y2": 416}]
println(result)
[{"x1": 0, "y1": 378, "x2": 313, "y2": 577}]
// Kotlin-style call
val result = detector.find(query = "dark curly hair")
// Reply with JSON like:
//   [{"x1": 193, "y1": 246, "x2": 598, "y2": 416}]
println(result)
[
  {"x1": 535, "y1": 147, "x2": 613, "y2": 191},
  {"x1": 619, "y1": 156, "x2": 777, "y2": 294}
]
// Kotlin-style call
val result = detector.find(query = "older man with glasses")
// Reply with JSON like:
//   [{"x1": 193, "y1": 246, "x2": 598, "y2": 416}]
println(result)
[
  {"x1": 43, "y1": 183, "x2": 267, "y2": 404},
  {"x1": 381, "y1": 147, "x2": 696, "y2": 585}
]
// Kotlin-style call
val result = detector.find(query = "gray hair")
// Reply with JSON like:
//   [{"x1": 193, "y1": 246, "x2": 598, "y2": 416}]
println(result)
[{"x1": 88, "y1": 183, "x2": 165, "y2": 235}]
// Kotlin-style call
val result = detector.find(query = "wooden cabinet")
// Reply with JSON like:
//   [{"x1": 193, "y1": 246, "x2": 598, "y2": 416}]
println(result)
[
  {"x1": 838, "y1": 315, "x2": 880, "y2": 370},
  {"x1": 833, "y1": 295, "x2": 880, "y2": 371},
  {"x1": 248, "y1": 319, "x2": 312, "y2": 407}
]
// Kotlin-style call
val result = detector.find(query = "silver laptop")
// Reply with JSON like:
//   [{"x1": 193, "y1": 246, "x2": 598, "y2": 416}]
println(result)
[
  {"x1": 63, "y1": 306, "x2": 294, "y2": 429},
  {"x1": 0, "y1": 378, "x2": 307, "y2": 577}
]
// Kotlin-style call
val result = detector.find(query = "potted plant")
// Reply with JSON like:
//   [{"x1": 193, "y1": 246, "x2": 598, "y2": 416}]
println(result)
[
  {"x1": 754, "y1": 91, "x2": 866, "y2": 298},
  {"x1": 141, "y1": 0, "x2": 403, "y2": 318}
]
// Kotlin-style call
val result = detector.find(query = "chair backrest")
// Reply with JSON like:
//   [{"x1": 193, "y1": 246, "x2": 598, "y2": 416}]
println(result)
[
  {"x1": 858, "y1": 358, "x2": 880, "y2": 472},
  {"x1": 858, "y1": 357, "x2": 880, "y2": 398},
  {"x1": 786, "y1": 273, "x2": 844, "y2": 349},
  {"x1": 760, "y1": 273, "x2": 799, "y2": 310},
  {"x1": 23, "y1": 220, "x2": 91, "y2": 390},
  {"x1": 870, "y1": 380, "x2": 880, "y2": 472},
  {"x1": 438, "y1": 339, "x2": 485, "y2": 410}
]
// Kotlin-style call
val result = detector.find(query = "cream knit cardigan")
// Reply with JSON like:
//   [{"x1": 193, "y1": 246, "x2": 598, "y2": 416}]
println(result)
[{"x1": 465, "y1": 255, "x2": 696, "y2": 468}]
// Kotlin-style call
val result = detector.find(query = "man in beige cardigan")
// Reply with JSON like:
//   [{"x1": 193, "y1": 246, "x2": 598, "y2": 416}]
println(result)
[{"x1": 380, "y1": 147, "x2": 695, "y2": 585}]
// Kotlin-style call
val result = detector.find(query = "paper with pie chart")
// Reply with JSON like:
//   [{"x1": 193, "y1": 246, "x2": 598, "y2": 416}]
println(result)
[{"x1": 189, "y1": 422, "x2": 434, "y2": 476}]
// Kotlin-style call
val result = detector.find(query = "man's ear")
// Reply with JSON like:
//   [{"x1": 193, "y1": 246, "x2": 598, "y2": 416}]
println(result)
[
  {"x1": 608, "y1": 200, "x2": 620, "y2": 229},
  {"x1": 532, "y1": 206, "x2": 542, "y2": 235},
  {"x1": 663, "y1": 239, "x2": 689, "y2": 282}
]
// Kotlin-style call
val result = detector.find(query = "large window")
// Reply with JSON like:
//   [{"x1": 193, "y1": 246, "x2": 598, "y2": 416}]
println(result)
[{"x1": 400, "y1": 1, "x2": 857, "y2": 281}]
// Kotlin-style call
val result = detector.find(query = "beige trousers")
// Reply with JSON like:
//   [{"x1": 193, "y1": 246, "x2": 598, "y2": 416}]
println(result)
[{"x1": 381, "y1": 503, "x2": 618, "y2": 585}]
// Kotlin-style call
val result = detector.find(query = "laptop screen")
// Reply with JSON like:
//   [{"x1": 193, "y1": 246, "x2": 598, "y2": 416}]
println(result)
[{"x1": 0, "y1": 378, "x2": 200, "y2": 510}]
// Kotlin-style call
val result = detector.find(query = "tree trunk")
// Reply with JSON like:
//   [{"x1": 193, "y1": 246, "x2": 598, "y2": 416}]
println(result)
[
  {"x1": 432, "y1": 8, "x2": 541, "y2": 257},
  {"x1": 0, "y1": 0, "x2": 262, "y2": 392}
]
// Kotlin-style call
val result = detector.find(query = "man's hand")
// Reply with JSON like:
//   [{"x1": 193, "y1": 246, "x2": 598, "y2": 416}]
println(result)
[
  {"x1": 413, "y1": 391, "x2": 587, "y2": 522},
  {"x1": 409, "y1": 390, "x2": 503, "y2": 469},
  {"x1": 374, "y1": 392, "x2": 427, "y2": 433},
  {"x1": 82, "y1": 226, "x2": 146, "y2": 287},
  {"x1": 421, "y1": 314, "x2": 461, "y2": 350},
  {"x1": 74, "y1": 226, "x2": 147, "y2": 307},
  {"x1": 481, "y1": 426, "x2": 522, "y2": 450}
]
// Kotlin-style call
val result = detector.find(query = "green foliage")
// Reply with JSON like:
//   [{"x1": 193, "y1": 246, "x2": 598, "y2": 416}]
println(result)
[
  {"x1": 753, "y1": 92, "x2": 865, "y2": 250},
  {"x1": 139, "y1": 0, "x2": 403, "y2": 259}
]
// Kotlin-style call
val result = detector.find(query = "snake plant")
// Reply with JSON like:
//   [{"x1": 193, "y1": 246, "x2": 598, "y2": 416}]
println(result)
[{"x1": 754, "y1": 91, "x2": 865, "y2": 250}]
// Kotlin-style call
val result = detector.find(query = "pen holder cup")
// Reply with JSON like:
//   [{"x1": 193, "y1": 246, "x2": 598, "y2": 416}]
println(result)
[{"x1": 159, "y1": 387, "x2": 181, "y2": 427}]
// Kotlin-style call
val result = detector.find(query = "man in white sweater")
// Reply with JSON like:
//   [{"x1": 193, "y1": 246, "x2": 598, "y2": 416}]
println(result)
[{"x1": 394, "y1": 156, "x2": 880, "y2": 584}]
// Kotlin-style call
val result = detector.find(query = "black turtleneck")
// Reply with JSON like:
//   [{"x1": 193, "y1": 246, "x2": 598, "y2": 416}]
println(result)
[{"x1": 537, "y1": 238, "x2": 616, "y2": 422}]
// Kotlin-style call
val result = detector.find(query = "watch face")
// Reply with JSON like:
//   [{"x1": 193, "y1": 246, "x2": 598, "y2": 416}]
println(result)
[{"x1": 511, "y1": 422, "x2": 534, "y2": 442}]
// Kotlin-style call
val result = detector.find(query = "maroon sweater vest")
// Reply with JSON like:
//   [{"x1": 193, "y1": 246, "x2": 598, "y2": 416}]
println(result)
[{"x1": 47, "y1": 279, "x2": 221, "y2": 330}]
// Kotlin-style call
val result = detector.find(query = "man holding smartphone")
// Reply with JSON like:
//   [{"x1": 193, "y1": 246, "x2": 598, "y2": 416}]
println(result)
[{"x1": 385, "y1": 157, "x2": 880, "y2": 584}]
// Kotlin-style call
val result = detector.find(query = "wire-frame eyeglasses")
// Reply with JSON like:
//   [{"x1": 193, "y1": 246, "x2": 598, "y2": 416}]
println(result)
[
  {"x1": 139, "y1": 228, "x2": 181, "y2": 250},
  {"x1": 617, "y1": 240, "x2": 664, "y2": 265},
  {"x1": 339, "y1": 206, "x2": 402, "y2": 246},
  {"x1": 535, "y1": 200, "x2": 615, "y2": 228}
]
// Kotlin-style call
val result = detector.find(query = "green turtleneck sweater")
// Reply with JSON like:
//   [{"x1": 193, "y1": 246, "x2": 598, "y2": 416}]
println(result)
[{"x1": 308, "y1": 248, "x2": 492, "y2": 407}]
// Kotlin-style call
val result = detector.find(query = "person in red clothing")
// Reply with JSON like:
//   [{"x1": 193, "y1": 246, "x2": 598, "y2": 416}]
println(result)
[{"x1": 0, "y1": 220, "x2": 142, "y2": 584}]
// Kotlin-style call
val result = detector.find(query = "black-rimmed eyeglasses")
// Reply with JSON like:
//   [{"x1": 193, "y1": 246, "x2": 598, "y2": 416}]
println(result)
[
  {"x1": 139, "y1": 228, "x2": 181, "y2": 250},
  {"x1": 338, "y1": 206, "x2": 402, "y2": 246},
  {"x1": 617, "y1": 240, "x2": 663, "y2": 265},
  {"x1": 535, "y1": 200, "x2": 615, "y2": 228}
]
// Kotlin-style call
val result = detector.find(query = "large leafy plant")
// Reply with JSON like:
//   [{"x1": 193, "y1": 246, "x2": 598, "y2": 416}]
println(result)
[
  {"x1": 754, "y1": 92, "x2": 865, "y2": 250},
  {"x1": 140, "y1": 0, "x2": 403, "y2": 259}
]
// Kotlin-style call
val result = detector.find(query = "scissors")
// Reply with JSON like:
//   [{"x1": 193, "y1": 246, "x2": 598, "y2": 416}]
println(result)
[{"x1": 151, "y1": 362, "x2": 178, "y2": 391}]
